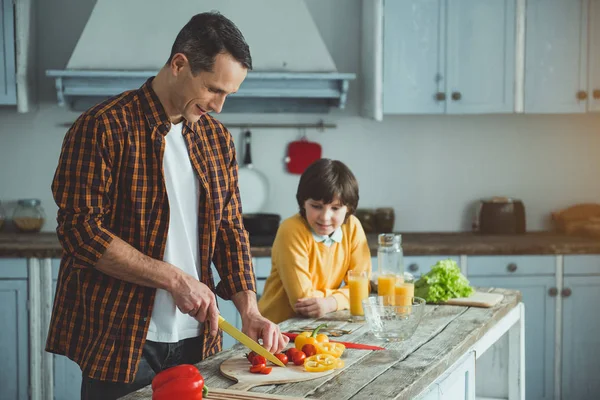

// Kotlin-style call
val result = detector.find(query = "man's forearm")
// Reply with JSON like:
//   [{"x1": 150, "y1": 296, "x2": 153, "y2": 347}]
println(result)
[
  {"x1": 231, "y1": 290, "x2": 260, "y2": 317},
  {"x1": 95, "y1": 236, "x2": 180, "y2": 291}
]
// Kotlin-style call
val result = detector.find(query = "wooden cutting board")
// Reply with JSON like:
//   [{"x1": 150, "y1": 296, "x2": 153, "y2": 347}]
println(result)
[
  {"x1": 220, "y1": 356, "x2": 336, "y2": 391},
  {"x1": 442, "y1": 291, "x2": 504, "y2": 308},
  {"x1": 206, "y1": 387, "x2": 305, "y2": 399}
]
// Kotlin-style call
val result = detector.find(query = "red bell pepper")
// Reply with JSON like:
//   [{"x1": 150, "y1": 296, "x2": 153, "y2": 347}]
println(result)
[
  {"x1": 283, "y1": 332, "x2": 385, "y2": 351},
  {"x1": 152, "y1": 364, "x2": 208, "y2": 400}
]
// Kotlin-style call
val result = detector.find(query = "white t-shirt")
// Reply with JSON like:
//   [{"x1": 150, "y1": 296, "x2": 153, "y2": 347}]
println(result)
[{"x1": 146, "y1": 122, "x2": 203, "y2": 342}]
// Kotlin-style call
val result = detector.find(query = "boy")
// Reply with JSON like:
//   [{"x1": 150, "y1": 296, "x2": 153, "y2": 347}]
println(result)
[{"x1": 259, "y1": 159, "x2": 372, "y2": 323}]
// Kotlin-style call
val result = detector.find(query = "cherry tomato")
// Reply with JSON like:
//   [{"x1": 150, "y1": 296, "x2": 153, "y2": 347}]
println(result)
[
  {"x1": 286, "y1": 348, "x2": 299, "y2": 359},
  {"x1": 302, "y1": 344, "x2": 317, "y2": 357},
  {"x1": 260, "y1": 367, "x2": 273, "y2": 374},
  {"x1": 292, "y1": 351, "x2": 306, "y2": 366},
  {"x1": 251, "y1": 355, "x2": 267, "y2": 366},
  {"x1": 246, "y1": 351, "x2": 258, "y2": 363},
  {"x1": 275, "y1": 353, "x2": 288, "y2": 365},
  {"x1": 249, "y1": 363, "x2": 266, "y2": 373}
]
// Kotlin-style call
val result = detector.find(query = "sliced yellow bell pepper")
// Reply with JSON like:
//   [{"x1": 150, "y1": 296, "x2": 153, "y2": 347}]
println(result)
[
  {"x1": 317, "y1": 342, "x2": 345, "y2": 358},
  {"x1": 303, "y1": 354, "x2": 337, "y2": 372},
  {"x1": 295, "y1": 323, "x2": 328, "y2": 350}
]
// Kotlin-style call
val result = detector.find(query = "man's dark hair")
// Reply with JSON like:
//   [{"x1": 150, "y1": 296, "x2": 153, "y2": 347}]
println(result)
[
  {"x1": 296, "y1": 159, "x2": 360, "y2": 221},
  {"x1": 167, "y1": 12, "x2": 252, "y2": 74}
]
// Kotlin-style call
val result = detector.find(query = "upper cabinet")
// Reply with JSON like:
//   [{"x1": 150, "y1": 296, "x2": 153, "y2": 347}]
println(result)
[
  {"x1": 589, "y1": 0, "x2": 600, "y2": 111},
  {"x1": 524, "y1": 0, "x2": 590, "y2": 113},
  {"x1": 0, "y1": 0, "x2": 17, "y2": 105},
  {"x1": 364, "y1": 0, "x2": 516, "y2": 118},
  {"x1": 445, "y1": 0, "x2": 516, "y2": 114},
  {"x1": 363, "y1": 0, "x2": 600, "y2": 118}
]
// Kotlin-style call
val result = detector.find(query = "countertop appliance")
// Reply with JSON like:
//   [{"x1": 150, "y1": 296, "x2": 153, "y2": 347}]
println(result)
[{"x1": 476, "y1": 197, "x2": 526, "y2": 234}]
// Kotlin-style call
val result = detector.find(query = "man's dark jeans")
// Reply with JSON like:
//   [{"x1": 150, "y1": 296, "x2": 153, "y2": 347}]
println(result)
[{"x1": 81, "y1": 336, "x2": 203, "y2": 400}]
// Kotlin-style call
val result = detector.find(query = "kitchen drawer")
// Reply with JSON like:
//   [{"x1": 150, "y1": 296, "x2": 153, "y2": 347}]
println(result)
[
  {"x1": 253, "y1": 257, "x2": 271, "y2": 279},
  {"x1": 0, "y1": 259, "x2": 27, "y2": 279},
  {"x1": 563, "y1": 255, "x2": 600, "y2": 276},
  {"x1": 467, "y1": 255, "x2": 555, "y2": 277}
]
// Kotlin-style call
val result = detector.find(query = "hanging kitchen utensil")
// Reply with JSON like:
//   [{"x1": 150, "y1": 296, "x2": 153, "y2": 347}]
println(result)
[
  {"x1": 238, "y1": 130, "x2": 268, "y2": 213},
  {"x1": 284, "y1": 133, "x2": 322, "y2": 175}
]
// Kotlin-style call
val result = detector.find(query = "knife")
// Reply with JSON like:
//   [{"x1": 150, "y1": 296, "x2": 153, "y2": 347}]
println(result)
[
  {"x1": 282, "y1": 332, "x2": 385, "y2": 351},
  {"x1": 218, "y1": 316, "x2": 286, "y2": 367}
]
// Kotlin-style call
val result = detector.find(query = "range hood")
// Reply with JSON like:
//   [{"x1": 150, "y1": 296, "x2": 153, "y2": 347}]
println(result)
[{"x1": 46, "y1": 0, "x2": 355, "y2": 114}]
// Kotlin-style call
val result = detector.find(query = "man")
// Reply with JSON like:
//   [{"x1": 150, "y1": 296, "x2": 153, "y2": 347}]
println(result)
[{"x1": 47, "y1": 12, "x2": 288, "y2": 399}]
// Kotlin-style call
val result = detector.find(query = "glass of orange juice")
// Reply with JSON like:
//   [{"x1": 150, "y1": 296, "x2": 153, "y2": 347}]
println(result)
[
  {"x1": 377, "y1": 273, "x2": 397, "y2": 302},
  {"x1": 348, "y1": 270, "x2": 369, "y2": 320},
  {"x1": 394, "y1": 273, "x2": 415, "y2": 308}
]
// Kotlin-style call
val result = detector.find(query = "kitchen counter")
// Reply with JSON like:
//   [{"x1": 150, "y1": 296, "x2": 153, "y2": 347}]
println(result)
[
  {"x1": 242, "y1": 231, "x2": 600, "y2": 257},
  {"x1": 2, "y1": 231, "x2": 600, "y2": 258},
  {"x1": 123, "y1": 288, "x2": 523, "y2": 399}
]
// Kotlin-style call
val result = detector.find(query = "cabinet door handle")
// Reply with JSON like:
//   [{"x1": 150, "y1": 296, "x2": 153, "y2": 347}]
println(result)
[
  {"x1": 561, "y1": 288, "x2": 572, "y2": 298},
  {"x1": 408, "y1": 263, "x2": 419, "y2": 272},
  {"x1": 451, "y1": 91, "x2": 462, "y2": 101},
  {"x1": 435, "y1": 92, "x2": 446, "y2": 101},
  {"x1": 548, "y1": 287, "x2": 558, "y2": 297},
  {"x1": 594, "y1": 89, "x2": 600, "y2": 100},
  {"x1": 507, "y1": 263, "x2": 518, "y2": 273},
  {"x1": 576, "y1": 90, "x2": 588, "y2": 100}
]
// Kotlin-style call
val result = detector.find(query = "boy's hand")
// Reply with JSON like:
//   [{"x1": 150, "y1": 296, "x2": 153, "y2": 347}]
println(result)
[{"x1": 295, "y1": 297, "x2": 337, "y2": 318}]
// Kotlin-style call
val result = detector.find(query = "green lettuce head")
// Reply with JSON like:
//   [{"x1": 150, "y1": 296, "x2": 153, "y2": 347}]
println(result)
[{"x1": 414, "y1": 259, "x2": 474, "y2": 303}]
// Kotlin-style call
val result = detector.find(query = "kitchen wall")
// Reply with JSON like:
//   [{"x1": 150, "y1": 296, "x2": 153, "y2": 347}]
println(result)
[{"x1": 0, "y1": 0, "x2": 599, "y2": 233}]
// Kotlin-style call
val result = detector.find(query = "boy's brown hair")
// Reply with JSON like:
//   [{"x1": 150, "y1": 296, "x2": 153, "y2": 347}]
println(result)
[{"x1": 296, "y1": 158, "x2": 359, "y2": 220}]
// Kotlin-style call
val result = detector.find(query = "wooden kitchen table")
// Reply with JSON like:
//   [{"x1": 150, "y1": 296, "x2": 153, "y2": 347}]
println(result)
[{"x1": 123, "y1": 288, "x2": 524, "y2": 400}]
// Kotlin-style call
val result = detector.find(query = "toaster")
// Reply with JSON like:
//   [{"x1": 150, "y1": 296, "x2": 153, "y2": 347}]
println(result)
[{"x1": 476, "y1": 197, "x2": 526, "y2": 234}]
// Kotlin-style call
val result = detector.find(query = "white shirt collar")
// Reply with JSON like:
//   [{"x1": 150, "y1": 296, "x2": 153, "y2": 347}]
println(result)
[{"x1": 311, "y1": 227, "x2": 343, "y2": 247}]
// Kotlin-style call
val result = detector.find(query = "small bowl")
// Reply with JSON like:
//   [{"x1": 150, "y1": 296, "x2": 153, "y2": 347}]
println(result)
[{"x1": 362, "y1": 296, "x2": 426, "y2": 342}]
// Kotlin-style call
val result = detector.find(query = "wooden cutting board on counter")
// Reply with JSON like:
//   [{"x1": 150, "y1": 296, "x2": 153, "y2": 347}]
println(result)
[
  {"x1": 206, "y1": 387, "x2": 305, "y2": 400},
  {"x1": 442, "y1": 291, "x2": 504, "y2": 308},
  {"x1": 220, "y1": 356, "x2": 337, "y2": 391}
]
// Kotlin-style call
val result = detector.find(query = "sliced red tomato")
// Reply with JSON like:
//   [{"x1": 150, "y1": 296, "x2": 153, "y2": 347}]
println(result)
[
  {"x1": 249, "y1": 363, "x2": 266, "y2": 373},
  {"x1": 260, "y1": 367, "x2": 273, "y2": 375}
]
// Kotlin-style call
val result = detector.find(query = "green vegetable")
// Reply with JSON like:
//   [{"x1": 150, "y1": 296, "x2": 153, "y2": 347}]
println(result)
[{"x1": 414, "y1": 259, "x2": 474, "y2": 303}]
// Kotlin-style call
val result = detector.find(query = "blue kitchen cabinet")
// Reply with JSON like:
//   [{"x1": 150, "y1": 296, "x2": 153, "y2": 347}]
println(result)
[
  {"x1": 382, "y1": 0, "x2": 444, "y2": 114},
  {"x1": 445, "y1": 0, "x2": 515, "y2": 114},
  {"x1": 371, "y1": 255, "x2": 460, "y2": 279},
  {"x1": 51, "y1": 260, "x2": 82, "y2": 400},
  {"x1": 0, "y1": 259, "x2": 29, "y2": 400},
  {"x1": 525, "y1": 0, "x2": 589, "y2": 113},
  {"x1": 589, "y1": 0, "x2": 600, "y2": 112},
  {"x1": 467, "y1": 256, "x2": 556, "y2": 400},
  {"x1": 382, "y1": 0, "x2": 515, "y2": 114},
  {"x1": 0, "y1": 0, "x2": 16, "y2": 105},
  {"x1": 561, "y1": 256, "x2": 600, "y2": 399}
]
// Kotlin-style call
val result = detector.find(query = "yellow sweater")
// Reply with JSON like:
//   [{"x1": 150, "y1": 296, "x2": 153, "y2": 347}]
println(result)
[{"x1": 258, "y1": 214, "x2": 372, "y2": 323}]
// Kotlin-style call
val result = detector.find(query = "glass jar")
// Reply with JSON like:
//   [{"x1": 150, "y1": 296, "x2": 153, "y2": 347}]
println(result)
[
  {"x1": 12, "y1": 199, "x2": 46, "y2": 233},
  {"x1": 377, "y1": 233, "x2": 404, "y2": 277},
  {"x1": 0, "y1": 201, "x2": 5, "y2": 231},
  {"x1": 375, "y1": 207, "x2": 395, "y2": 233}
]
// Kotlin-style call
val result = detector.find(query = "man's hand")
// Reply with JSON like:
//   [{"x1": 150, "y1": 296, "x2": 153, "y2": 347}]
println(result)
[
  {"x1": 295, "y1": 297, "x2": 337, "y2": 318},
  {"x1": 170, "y1": 269, "x2": 220, "y2": 336},
  {"x1": 241, "y1": 311, "x2": 289, "y2": 354}
]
